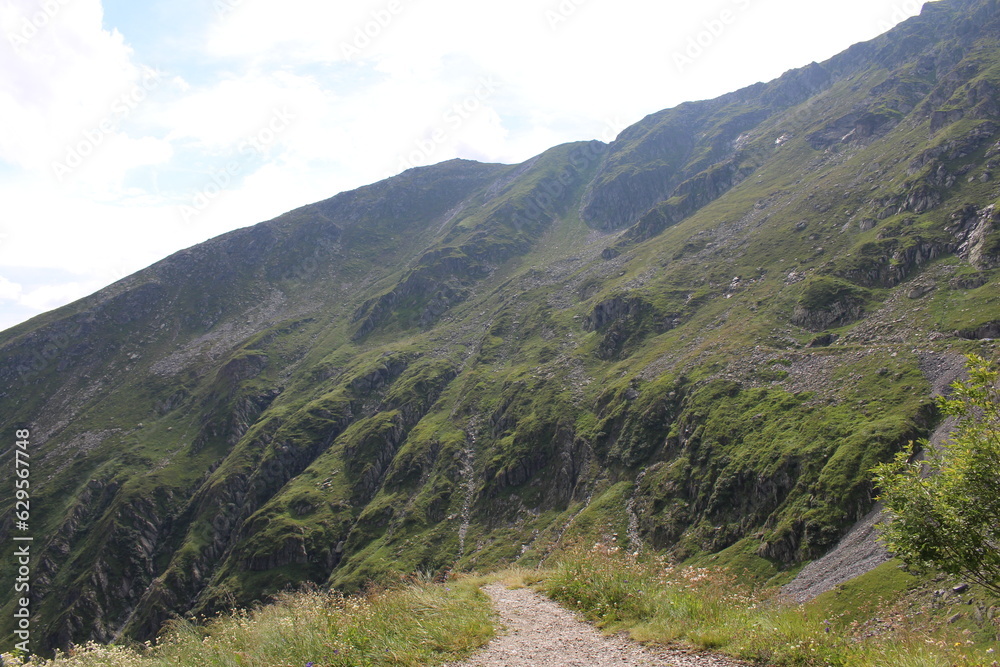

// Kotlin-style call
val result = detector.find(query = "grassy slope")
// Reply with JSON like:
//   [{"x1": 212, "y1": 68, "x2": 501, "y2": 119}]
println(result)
[
  {"x1": 2, "y1": 578, "x2": 493, "y2": 667},
  {"x1": 5, "y1": 557, "x2": 995, "y2": 667},
  {"x1": 4, "y1": 0, "x2": 1000, "y2": 654},
  {"x1": 540, "y1": 549, "x2": 1000, "y2": 667}
]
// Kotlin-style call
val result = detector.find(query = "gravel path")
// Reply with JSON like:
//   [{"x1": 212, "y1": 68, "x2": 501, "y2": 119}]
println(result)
[{"x1": 444, "y1": 583, "x2": 749, "y2": 667}]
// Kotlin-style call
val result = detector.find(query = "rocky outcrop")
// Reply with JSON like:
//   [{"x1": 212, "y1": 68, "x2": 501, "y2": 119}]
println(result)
[
  {"x1": 908, "y1": 121, "x2": 998, "y2": 174},
  {"x1": 863, "y1": 122, "x2": 1000, "y2": 219},
  {"x1": 792, "y1": 277, "x2": 869, "y2": 331},
  {"x1": 792, "y1": 299, "x2": 866, "y2": 332},
  {"x1": 610, "y1": 159, "x2": 755, "y2": 249},
  {"x1": 216, "y1": 353, "x2": 268, "y2": 390},
  {"x1": 243, "y1": 536, "x2": 309, "y2": 572},
  {"x1": 344, "y1": 413, "x2": 408, "y2": 501},
  {"x1": 348, "y1": 355, "x2": 411, "y2": 394},
  {"x1": 956, "y1": 320, "x2": 1000, "y2": 339},
  {"x1": 583, "y1": 295, "x2": 676, "y2": 360},
  {"x1": 836, "y1": 238, "x2": 956, "y2": 288},
  {"x1": 930, "y1": 108, "x2": 967, "y2": 133},
  {"x1": 584, "y1": 296, "x2": 651, "y2": 332},
  {"x1": 949, "y1": 203, "x2": 1000, "y2": 269},
  {"x1": 39, "y1": 489, "x2": 177, "y2": 653},
  {"x1": 807, "y1": 110, "x2": 901, "y2": 150}
]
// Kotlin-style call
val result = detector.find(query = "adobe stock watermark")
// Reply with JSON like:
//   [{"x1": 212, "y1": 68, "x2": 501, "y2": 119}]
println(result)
[
  {"x1": 340, "y1": 0, "x2": 408, "y2": 60},
  {"x1": 6, "y1": 0, "x2": 72, "y2": 51},
  {"x1": 672, "y1": 0, "x2": 752, "y2": 74},
  {"x1": 11, "y1": 428, "x2": 33, "y2": 658},
  {"x1": 281, "y1": 236, "x2": 341, "y2": 284},
  {"x1": 13, "y1": 322, "x2": 86, "y2": 381},
  {"x1": 597, "y1": 115, "x2": 630, "y2": 144},
  {"x1": 545, "y1": 0, "x2": 590, "y2": 31},
  {"x1": 875, "y1": 0, "x2": 922, "y2": 32},
  {"x1": 178, "y1": 107, "x2": 295, "y2": 224},
  {"x1": 215, "y1": 0, "x2": 247, "y2": 19},
  {"x1": 510, "y1": 116, "x2": 628, "y2": 233},
  {"x1": 511, "y1": 143, "x2": 603, "y2": 233},
  {"x1": 51, "y1": 69, "x2": 162, "y2": 183},
  {"x1": 395, "y1": 76, "x2": 502, "y2": 173}
]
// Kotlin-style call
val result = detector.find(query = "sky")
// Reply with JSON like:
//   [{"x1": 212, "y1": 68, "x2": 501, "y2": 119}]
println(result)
[{"x1": 0, "y1": 0, "x2": 929, "y2": 332}]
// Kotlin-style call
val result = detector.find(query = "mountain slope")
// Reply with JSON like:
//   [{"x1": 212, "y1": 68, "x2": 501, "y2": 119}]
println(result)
[{"x1": 4, "y1": 0, "x2": 1000, "y2": 654}]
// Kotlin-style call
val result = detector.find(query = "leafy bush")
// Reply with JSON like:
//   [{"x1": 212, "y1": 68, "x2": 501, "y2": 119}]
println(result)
[{"x1": 873, "y1": 354, "x2": 1000, "y2": 597}]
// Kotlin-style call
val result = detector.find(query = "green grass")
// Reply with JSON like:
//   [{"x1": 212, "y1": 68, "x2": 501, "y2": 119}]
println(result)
[
  {"x1": 539, "y1": 548, "x2": 1000, "y2": 666},
  {"x1": 5, "y1": 548, "x2": 1000, "y2": 667},
  {"x1": 4, "y1": 579, "x2": 493, "y2": 667}
]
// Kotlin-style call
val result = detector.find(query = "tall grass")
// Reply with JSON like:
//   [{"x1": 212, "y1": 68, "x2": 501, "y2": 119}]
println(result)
[
  {"x1": 2, "y1": 580, "x2": 493, "y2": 667},
  {"x1": 542, "y1": 545, "x2": 1000, "y2": 667}
]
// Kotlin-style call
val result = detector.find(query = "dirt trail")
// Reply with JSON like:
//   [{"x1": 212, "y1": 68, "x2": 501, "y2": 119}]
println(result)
[{"x1": 444, "y1": 583, "x2": 748, "y2": 667}]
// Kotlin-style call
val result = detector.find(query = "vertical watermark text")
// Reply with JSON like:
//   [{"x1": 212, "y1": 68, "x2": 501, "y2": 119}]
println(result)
[{"x1": 12, "y1": 428, "x2": 32, "y2": 657}]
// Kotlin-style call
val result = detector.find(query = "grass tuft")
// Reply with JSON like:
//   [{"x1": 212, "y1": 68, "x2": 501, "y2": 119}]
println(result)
[
  {"x1": 3, "y1": 580, "x2": 492, "y2": 667},
  {"x1": 541, "y1": 546, "x2": 1000, "y2": 666}
]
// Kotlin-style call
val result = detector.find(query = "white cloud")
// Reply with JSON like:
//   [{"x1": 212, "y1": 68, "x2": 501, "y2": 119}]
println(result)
[
  {"x1": 56, "y1": 133, "x2": 175, "y2": 199},
  {"x1": 0, "y1": 0, "x2": 143, "y2": 172},
  {"x1": 0, "y1": 275, "x2": 22, "y2": 301},
  {"x1": 0, "y1": 0, "x2": 928, "y2": 332},
  {"x1": 0, "y1": 176, "x2": 171, "y2": 276},
  {"x1": 17, "y1": 280, "x2": 103, "y2": 312}
]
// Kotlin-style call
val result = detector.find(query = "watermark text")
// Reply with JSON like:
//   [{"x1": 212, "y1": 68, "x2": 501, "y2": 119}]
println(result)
[
  {"x1": 51, "y1": 69, "x2": 162, "y2": 182},
  {"x1": 6, "y1": 0, "x2": 72, "y2": 51},
  {"x1": 672, "y1": 0, "x2": 752, "y2": 74},
  {"x1": 395, "y1": 76, "x2": 501, "y2": 172},
  {"x1": 341, "y1": 0, "x2": 407, "y2": 60},
  {"x1": 178, "y1": 107, "x2": 295, "y2": 224},
  {"x1": 12, "y1": 428, "x2": 32, "y2": 657},
  {"x1": 546, "y1": 0, "x2": 590, "y2": 31}
]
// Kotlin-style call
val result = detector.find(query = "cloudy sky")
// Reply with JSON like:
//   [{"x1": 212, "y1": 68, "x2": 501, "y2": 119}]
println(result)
[{"x1": 0, "y1": 0, "x2": 928, "y2": 332}]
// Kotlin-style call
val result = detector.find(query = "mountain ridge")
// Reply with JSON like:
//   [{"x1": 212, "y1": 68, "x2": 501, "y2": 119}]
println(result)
[{"x1": 4, "y1": 0, "x2": 1000, "y2": 654}]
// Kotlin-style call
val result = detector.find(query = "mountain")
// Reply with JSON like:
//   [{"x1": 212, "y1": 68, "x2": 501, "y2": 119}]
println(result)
[{"x1": 4, "y1": 0, "x2": 1000, "y2": 653}]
